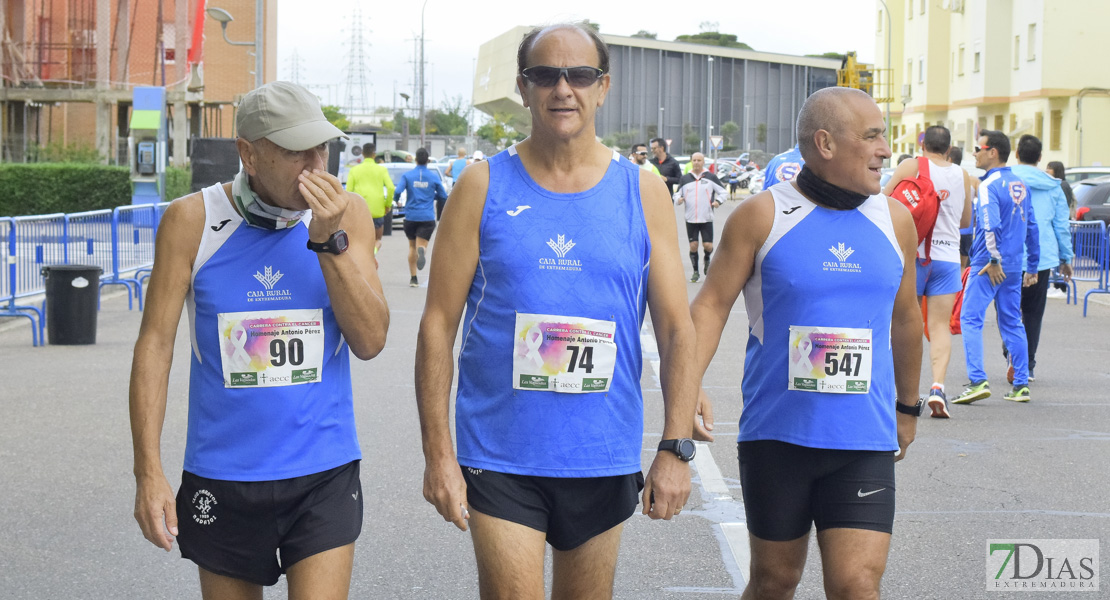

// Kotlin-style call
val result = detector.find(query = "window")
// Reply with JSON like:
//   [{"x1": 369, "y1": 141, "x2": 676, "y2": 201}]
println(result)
[
  {"x1": 994, "y1": 115, "x2": 1004, "y2": 131},
  {"x1": 1050, "y1": 110, "x2": 1062, "y2": 150},
  {"x1": 978, "y1": 116, "x2": 987, "y2": 134},
  {"x1": 907, "y1": 0, "x2": 913, "y2": 19},
  {"x1": 1010, "y1": 113, "x2": 1017, "y2": 134},
  {"x1": 958, "y1": 45, "x2": 965, "y2": 76},
  {"x1": 919, "y1": 57, "x2": 925, "y2": 83},
  {"x1": 1035, "y1": 112, "x2": 1044, "y2": 139},
  {"x1": 878, "y1": 9, "x2": 884, "y2": 32},
  {"x1": 1028, "y1": 24, "x2": 1037, "y2": 61},
  {"x1": 920, "y1": 0, "x2": 926, "y2": 15},
  {"x1": 974, "y1": 51, "x2": 981, "y2": 73},
  {"x1": 1014, "y1": 36, "x2": 1021, "y2": 70},
  {"x1": 906, "y1": 59, "x2": 913, "y2": 84},
  {"x1": 951, "y1": 52, "x2": 955, "y2": 82}
]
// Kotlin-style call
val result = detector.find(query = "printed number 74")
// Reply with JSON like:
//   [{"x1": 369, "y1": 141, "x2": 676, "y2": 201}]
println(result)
[{"x1": 566, "y1": 345, "x2": 595, "y2": 374}]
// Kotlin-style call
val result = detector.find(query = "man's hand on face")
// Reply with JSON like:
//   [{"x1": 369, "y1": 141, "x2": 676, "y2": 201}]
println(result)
[{"x1": 298, "y1": 169, "x2": 349, "y2": 242}]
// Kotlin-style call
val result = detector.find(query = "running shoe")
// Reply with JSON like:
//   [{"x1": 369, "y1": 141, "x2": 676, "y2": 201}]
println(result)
[
  {"x1": 409, "y1": 276, "x2": 419, "y2": 288},
  {"x1": 1028, "y1": 368, "x2": 1035, "y2": 383},
  {"x1": 953, "y1": 380, "x2": 991, "y2": 404},
  {"x1": 1004, "y1": 385, "x2": 1031, "y2": 403},
  {"x1": 1045, "y1": 287, "x2": 1067, "y2": 300},
  {"x1": 703, "y1": 258, "x2": 711, "y2": 275},
  {"x1": 690, "y1": 272, "x2": 700, "y2": 283},
  {"x1": 417, "y1": 247, "x2": 426, "y2": 270},
  {"x1": 927, "y1": 387, "x2": 950, "y2": 418}
]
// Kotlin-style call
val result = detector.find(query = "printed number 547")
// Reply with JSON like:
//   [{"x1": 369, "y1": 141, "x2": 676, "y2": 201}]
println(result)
[{"x1": 824, "y1": 353, "x2": 861, "y2": 377}]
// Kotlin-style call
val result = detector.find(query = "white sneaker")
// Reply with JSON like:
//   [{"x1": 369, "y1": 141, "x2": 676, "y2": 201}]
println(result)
[{"x1": 1046, "y1": 288, "x2": 1066, "y2": 299}]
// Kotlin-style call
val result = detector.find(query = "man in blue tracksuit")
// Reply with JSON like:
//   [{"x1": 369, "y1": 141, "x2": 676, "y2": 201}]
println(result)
[
  {"x1": 1010, "y1": 134, "x2": 1073, "y2": 382},
  {"x1": 955, "y1": 130, "x2": 1040, "y2": 405},
  {"x1": 762, "y1": 143, "x2": 804, "y2": 188}
]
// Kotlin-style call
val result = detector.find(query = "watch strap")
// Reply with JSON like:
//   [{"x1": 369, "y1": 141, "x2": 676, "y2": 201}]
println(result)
[{"x1": 895, "y1": 399, "x2": 923, "y2": 417}]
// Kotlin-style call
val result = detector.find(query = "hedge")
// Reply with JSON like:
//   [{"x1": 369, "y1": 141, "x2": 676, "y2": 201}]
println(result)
[{"x1": 0, "y1": 164, "x2": 193, "y2": 217}]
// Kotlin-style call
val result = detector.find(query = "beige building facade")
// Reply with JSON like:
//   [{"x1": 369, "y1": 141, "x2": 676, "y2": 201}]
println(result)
[{"x1": 875, "y1": 0, "x2": 1110, "y2": 167}]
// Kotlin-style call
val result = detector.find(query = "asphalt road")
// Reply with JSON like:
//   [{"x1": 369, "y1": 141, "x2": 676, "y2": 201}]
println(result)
[{"x1": 1, "y1": 195, "x2": 1108, "y2": 599}]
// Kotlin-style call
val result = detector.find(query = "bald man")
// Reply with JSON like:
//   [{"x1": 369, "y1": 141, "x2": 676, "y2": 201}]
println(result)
[{"x1": 690, "y1": 87, "x2": 922, "y2": 599}]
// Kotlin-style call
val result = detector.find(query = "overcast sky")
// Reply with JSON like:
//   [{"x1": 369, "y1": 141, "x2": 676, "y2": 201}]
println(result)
[{"x1": 276, "y1": 0, "x2": 882, "y2": 113}]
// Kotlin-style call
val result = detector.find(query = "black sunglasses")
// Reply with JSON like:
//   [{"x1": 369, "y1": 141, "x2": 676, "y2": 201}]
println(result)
[
  {"x1": 521, "y1": 66, "x2": 605, "y2": 88},
  {"x1": 633, "y1": 151, "x2": 648, "y2": 156},
  {"x1": 975, "y1": 145, "x2": 993, "y2": 153}
]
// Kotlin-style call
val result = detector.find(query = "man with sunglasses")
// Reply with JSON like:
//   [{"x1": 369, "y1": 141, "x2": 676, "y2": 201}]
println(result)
[
  {"x1": 416, "y1": 22, "x2": 698, "y2": 599},
  {"x1": 630, "y1": 142, "x2": 661, "y2": 176},
  {"x1": 690, "y1": 86, "x2": 923, "y2": 599},
  {"x1": 650, "y1": 137, "x2": 683, "y2": 195},
  {"x1": 954, "y1": 130, "x2": 1040, "y2": 405}
]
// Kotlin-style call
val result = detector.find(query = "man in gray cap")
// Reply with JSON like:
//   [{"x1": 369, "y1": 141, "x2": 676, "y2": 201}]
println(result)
[{"x1": 129, "y1": 81, "x2": 389, "y2": 599}]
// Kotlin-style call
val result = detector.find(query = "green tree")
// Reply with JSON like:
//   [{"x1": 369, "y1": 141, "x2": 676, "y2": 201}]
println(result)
[
  {"x1": 476, "y1": 113, "x2": 525, "y2": 149},
  {"x1": 756, "y1": 123, "x2": 767, "y2": 145},
  {"x1": 807, "y1": 52, "x2": 848, "y2": 61},
  {"x1": 581, "y1": 20, "x2": 601, "y2": 32},
  {"x1": 601, "y1": 129, "x2": 641, "y2": 151},
  {"x1": 429, "y1": 95, "x2": 471, "y2": 136},
  {"x1": 674, "y1": 31, "x2": 753, "y2": 50},
  {"x1": 321, "y1": 105, "x2": 350, "y2": 131},
  {"x1": 683, "y1": 122, "x2": 701, "y2": 153},
  {"x1": 631, "y1": 30, "x2": 657, "y2": 39},
  {"x1": 720, "y1": 121, "x2": 740, "y2": 147}
]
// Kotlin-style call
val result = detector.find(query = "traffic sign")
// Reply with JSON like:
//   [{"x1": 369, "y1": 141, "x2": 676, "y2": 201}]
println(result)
[{"x1": 710, "y1": 135, "x2": 724, "y2": 150}]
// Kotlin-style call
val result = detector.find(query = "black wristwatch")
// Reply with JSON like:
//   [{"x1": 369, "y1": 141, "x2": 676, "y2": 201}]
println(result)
[
  {"x1": 307, "y1": 230, "x2": 349, "y2": 255},
  {"x1": 895, "y1": 398, "x2": 923, "y2": 417},
  {"x1": 658, "y1": 438, "x2": 697, "y2": 462},
  {"x1": 989, "y1": 257, "x2": 1000, "y2": 265}
]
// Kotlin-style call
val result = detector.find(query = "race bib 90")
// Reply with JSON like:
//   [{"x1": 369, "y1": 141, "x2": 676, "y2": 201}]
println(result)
[
  {"x1": 512, "y1": 313, "x2": 618, "y2": 393},
  {"x1": 217, "y1": 309, "x2": 325, "y2": 388},
  {"x1": 788, "y1": 326, "x2": 872, "y2": 394}
]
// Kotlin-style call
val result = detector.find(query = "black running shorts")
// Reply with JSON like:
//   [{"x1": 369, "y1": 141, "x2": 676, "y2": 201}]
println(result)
[
  {"x1": 403, "y1": 219, "x2": 436, "y2": 241},
  {"x1": 737, "y1": 441, "x2": 895, "y2": 542},
  {"x1": 176, "y1": 460, "x2": 363, "y2": 586},
  {"x1": 686, "y1": 221, "x2": 714, "y2": 244},
  {"x1": 462, "y1": 467, "x2": 644, "y2": 551}
]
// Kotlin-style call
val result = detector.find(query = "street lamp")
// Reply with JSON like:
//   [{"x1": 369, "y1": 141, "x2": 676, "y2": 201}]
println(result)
[
  {"x1": 877, "y1": 0, "x2": 892, "y2": 159},
  {"x1": 419, "y1": 0, "x2": 429, "y2": 149},
  {"x1": 706, "y1": 57, "x2": 714, "y2": 158},
  {"x1": 207, "y1": 3, "x2": 263, "y2": 90}
]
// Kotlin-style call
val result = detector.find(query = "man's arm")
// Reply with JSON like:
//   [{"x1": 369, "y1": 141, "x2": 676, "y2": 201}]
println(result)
[
  {"x1": 415, "y1": 162, "x2": 488, "y2": 532},
  {"x1": 688, "y1": 192, "x2": 774, "y2": 440},
  {"x1": 977, "y1": 180, "x2": 1006, "y2": 285},
  {"x1": 129, "y1": 195, "x2": 204, "y2": 551},
  {"x1": 638, "y1": 168, "x2": 698, "y2": 521},
  {"x1": 960, "y1": 169, "x2": 975, "y2": 229},
  {"x1": 1052, "y1": 186, "x2": 1074, "y2": 265},
  {"x1": 881, "y1": 156, "x2": 921, "y2": 196},
  {"x1": 886, "y1": 199, "x2": 923, "y2": 462},
  {"x1": 1024, "y1": 197, "x2": 1041, "y2": 276},
  {"x1": 383, "y1": 168, "x2": 395, "y2": 204},
  {"x1": 299, "y1": 170, "x2": 389, "y2": 359}
]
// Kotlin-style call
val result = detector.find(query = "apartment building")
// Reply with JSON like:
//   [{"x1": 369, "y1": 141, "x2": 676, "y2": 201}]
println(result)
[
  {"x1": 876, "y1": 0, "x2": 1110, "y2": 167},
  {"x1": 0, "y1": 0, "x2": 277, "y2": 165}
]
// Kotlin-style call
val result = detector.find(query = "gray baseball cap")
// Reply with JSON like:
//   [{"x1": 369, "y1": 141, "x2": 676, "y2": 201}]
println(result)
[{"x1": 236, "y1": 81, "x2": 348, "y2": 151}]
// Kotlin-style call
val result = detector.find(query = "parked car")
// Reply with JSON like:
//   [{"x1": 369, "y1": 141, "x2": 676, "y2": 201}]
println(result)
[
  {"x1": 383, "y1": 162, "x2": 448, "y2": 230},
  {"x1": 1073, "y1": 176, "x2": 1110, "y2": 225},
  {"x1": 1065, "y1": 166, "x2": 1110, "y2": 185}
]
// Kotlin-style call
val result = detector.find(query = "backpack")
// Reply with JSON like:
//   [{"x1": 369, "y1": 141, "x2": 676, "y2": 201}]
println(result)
[{"x1": 889, "y1": 156, "x2": 941, "y2": 264}]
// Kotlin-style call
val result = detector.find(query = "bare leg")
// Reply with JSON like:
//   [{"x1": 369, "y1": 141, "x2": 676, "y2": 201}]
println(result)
[
  {"x1": 468, "y1": 509, "x2": 547, "y2": 600},
  {"x1": 286, "y1": 543, "x2": 355, "y2": 600},
  {"x1": 407, "y1": 239, "x2": 418, "y2": 277},
  {"x1": 925, "y1": 292, "x2": 958, "y2": 386},
  {"x1": 551, "y1": 523, "x2": 624, "y2": 600},
  {"x1": 740, "y1": 533, "x2": 809, "y2": 600},
  {"x1": 198, "y1": 567, "x2": 263, "y2": 600},
  {"x1": 374, "y1": 225, "x2": 384, "y2": 254},
  {"x1": 816, "y1": 528, "x2": 890, "y2": 600}
]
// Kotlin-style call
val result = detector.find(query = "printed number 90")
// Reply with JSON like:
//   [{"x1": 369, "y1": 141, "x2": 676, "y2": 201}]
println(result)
[{"x1": 270, "y1": 338, "x2": 304, "y2": 367}]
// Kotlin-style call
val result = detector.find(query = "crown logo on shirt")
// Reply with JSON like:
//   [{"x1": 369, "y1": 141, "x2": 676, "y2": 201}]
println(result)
[
  {"x1": 547, "y1": 235, "x2": 576, "y2": 259},
  {"x1": 829, "y1": 243, "x2": 855, "y2": 262},
  {"x1": 254, "y1": 266, "x2": 284, "y2": 290}
]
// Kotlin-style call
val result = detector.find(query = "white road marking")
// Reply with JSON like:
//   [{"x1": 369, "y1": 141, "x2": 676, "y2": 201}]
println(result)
[
  {"x1": 693, "y1": 443, "x2": 732, "y2": 499},
  {"x1": 721, "y1": 522, "x2": 752, "y2": 585}
]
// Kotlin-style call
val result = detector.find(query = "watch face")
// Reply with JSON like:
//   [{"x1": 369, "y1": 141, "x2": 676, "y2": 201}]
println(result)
[
  {"x1": 333, "y1": 230, "x2": 349, "y2": 252},
  {"x1": 678, "y1": 439, "x2": 697, "y2": 460}
]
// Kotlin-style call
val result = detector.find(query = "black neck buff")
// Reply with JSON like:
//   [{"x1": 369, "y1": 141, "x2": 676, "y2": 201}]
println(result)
[{"x1": 795, "y1": 165, "x2": 870, "y2": 210}]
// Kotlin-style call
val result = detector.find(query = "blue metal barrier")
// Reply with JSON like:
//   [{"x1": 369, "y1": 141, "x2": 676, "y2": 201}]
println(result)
[
  {"x1": 1067, "y1": 220, "x2": 1109, "y2": 316},
  {"x1": 1, "y1": 217, "x2": 42, "y2": 345}
]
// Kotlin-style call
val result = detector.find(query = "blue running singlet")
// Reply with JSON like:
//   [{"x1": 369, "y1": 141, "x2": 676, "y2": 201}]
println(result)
[
  {"x1": 739, "y1": 183, "x2": 904, "y2": 451},
  {"x1": 454, "y1": 146, "x2": 651, "y2": 477},
  {"x1": 184, "y1": 184, "x2": 360, "y2": 481}
]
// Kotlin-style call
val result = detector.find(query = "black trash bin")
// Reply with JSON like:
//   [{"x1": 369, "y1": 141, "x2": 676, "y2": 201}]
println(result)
[{"x1": 41, "y1": 265, "x2": 102, "y2": 345}]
